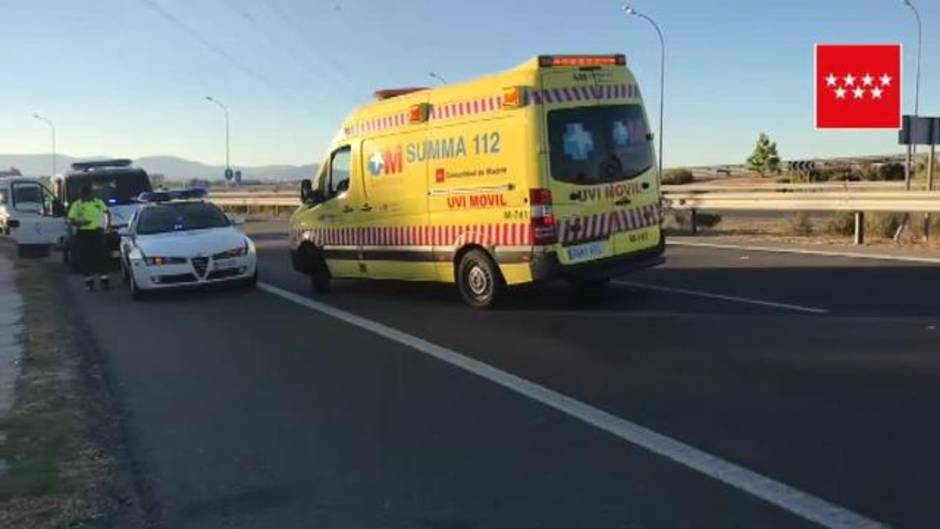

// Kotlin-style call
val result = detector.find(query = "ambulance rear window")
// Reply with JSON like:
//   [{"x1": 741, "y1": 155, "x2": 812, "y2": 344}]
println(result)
[{"x1": 547, "y1": 105, "x2": 653, "y2": 185}]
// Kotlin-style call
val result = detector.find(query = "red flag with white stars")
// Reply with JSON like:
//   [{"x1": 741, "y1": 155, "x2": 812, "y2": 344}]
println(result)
[{"x1": 815, "y1": 44, "x2": 902, "y2": 129}]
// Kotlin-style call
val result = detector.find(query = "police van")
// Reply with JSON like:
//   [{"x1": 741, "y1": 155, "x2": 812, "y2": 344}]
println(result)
[
  {"x1": 290, "y1": 54, "x2": 664, "y2": 308},
  {"x1": 53, "y1": 159, "x2": 153, "y2": 269},
  {"x1": 0, "y1": 176, "x2": 68, "y2": 257}
]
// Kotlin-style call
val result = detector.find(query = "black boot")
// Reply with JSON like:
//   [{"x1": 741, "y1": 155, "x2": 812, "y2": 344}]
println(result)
[
  {"x1": 85, "y1": 277, "x2": 95, "y2": 291},
  {"x1": 100, "y1": 276, "x2": 110, "y2": 291}
]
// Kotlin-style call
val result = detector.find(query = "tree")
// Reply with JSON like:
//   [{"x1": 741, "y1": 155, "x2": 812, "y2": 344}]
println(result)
[{"x1": 747, "y1": 133, "x2": 781, "y2": 176}]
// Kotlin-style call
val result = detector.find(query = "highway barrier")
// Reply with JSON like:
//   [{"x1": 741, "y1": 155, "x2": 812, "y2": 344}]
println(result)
[{"x1": 209, "y1": 181, "x2": 940, "y2": 244}]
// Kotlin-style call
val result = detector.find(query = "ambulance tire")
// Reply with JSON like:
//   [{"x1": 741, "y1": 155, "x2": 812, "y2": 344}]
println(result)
[
  {"x1": 457, "y1": 249, "x2": 504, "y2": 309},
  {"x1": 311, "y1": 272, "x2": 331, "y2": 295},
  {"x1": 307, "y1": 252, "x2": 331, "y2": 296}
]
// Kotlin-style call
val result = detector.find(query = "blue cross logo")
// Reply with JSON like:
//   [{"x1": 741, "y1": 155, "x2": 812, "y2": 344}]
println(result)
[{"x1": 563, "y1": 123, "x2": 594, "y2": 161}]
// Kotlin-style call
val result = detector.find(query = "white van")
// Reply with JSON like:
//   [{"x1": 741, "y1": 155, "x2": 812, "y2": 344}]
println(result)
[{"x1": 0, "y1": 177, "x2": 69, "y2": 257}]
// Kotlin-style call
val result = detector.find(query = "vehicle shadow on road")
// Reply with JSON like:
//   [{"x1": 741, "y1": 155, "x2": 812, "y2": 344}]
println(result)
[
  {"x1": 322, "y1": 263, "x2": 940, "y2": 318},
  {"x1": 321, "y1": 279, "x2": 768, "y2": 316}
]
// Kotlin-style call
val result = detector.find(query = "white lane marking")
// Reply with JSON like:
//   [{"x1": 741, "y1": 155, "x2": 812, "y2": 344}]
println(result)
[
  {"x1": 258, "y1": 282, "x2": 886, "y2": 529},
  {"x1": 615, "y1": 281, "x2": 830, "y2": 315},
  {"x1": 670, "y1": 240, "x2": 940, "y2": 265}
]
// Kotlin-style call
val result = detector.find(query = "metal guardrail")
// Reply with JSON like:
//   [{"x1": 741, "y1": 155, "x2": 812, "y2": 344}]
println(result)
[
  {"x1": 209, "y1": 182, "x2": 940, "y2": 243},
  {"x1": 666, "y1": 190, "x2": 940, "y2": 212},
  {"x1": 209, "y1": 182, "x2": 935, "y2": 212},
  {"x1": 661, "y1": 181, "x2": 906, "y2": 192}
]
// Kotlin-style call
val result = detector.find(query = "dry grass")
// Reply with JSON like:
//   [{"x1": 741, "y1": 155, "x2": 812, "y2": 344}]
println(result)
[
  {"x1": 672, "y1": 211, "x2": 940, "y2": 250},
  {"x1": 0, "y1": 247, "x2": 139, "y2": 529}
]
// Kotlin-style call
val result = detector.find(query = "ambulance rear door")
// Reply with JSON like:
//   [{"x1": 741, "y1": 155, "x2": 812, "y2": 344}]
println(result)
[
  {"x1": 596, "y1": 66, "x2": 660, "y2": 257},
  {"x1": 540, "y1": 62, "x2": 659, "y2": 264},
  {"x1": 539, "y1": 67, "x2": 615, "y2": 266}
]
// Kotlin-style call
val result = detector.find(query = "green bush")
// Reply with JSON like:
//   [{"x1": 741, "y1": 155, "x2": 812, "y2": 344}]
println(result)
[
  {"x1": 786, "y1": 170, "x2": 823, "y2": 183},
  {"x1": 817, "y1": 166, "x2": 856, "y2": 182},
  {"x1": 694, "y1": 212, "x2": 722, "y2": 228},
  {"x1": 662, "y1": 168, "x2": 694, "y2": 185},
  {"x1": 858, "y1": 162, "x2": 905, "y2": 181},
  {"x1": 908, "y1": 214, "x2": 940, "y2": 239},
  {"x1": 786, "y1": 212, "x2": 814, "y2": 235},
  {"x1": 825, "y1": 212, "x2": 856, "y2": 236},
  {"x1": 866, "y1": 213, "x2": 903, "y2": 238}
]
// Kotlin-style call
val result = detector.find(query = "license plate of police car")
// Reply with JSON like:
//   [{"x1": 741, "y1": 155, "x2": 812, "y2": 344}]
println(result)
[
  {"x1": 213, "y1": 258, "x2": 238, "y2": 270},
  {"x1": 566, "y1": 241, "x2": 607, "y2": 262}
]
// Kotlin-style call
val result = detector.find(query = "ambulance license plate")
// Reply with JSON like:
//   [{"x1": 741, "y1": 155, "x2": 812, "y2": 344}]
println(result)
[
  {"x1": 566, "y1": 241, "x2": 607, "y2": 263},
  {"x1": 213, "y1": 258, "x2": 238, "y2": 270}
]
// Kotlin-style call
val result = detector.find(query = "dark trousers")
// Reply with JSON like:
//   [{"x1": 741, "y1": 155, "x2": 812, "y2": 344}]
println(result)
[{"x1": 75, "y1": 229, "x2": 107, "y2": 277}]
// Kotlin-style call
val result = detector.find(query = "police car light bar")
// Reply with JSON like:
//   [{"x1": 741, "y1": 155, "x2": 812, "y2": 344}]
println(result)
[
  {"x1": 538, "y1": 55, "x2": 626, "y2": 68},
  {"x1": 71, "y1": 159, "x2": 134, "y2": 171},
  {"x1": 138, "y1": 188, "x2": 208, "y2": 203}
]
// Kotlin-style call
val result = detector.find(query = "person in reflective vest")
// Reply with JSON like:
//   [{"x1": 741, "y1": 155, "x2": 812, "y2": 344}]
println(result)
[{"x1": 68, "y1": 184, "x2": 111, "y2": 290}]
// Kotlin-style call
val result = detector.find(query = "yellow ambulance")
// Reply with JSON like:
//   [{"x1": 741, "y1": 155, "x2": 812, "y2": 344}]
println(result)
[{"x1": 289, "y1": 54, "x2": 664, "y2": 308}]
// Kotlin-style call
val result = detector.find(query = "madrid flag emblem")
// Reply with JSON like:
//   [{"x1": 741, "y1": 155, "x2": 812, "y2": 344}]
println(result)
[{"x1": 815, "y1": 44, "x2": 902, "y2": 129}]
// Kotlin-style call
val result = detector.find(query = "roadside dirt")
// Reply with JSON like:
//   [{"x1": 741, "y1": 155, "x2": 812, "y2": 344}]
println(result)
[{"x1": 0, "y1": 245, "x2": 143, "y2": 529}]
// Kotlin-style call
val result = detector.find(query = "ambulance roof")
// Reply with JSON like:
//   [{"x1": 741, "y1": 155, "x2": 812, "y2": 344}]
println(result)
[{"x1": 337, "y1": 54, "x2": 629, "y2": 143}]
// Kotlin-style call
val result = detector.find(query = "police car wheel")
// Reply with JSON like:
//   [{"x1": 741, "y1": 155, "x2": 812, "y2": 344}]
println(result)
[
  {"x1": 457, "y1": 250, "x2": 503, "y2": 309},
  {"x1": 241, "y1": 271, "x2": 258, "y2": 290},
  {"x1": 129, "y1": 274, "x2": 147, "y2": 301}
]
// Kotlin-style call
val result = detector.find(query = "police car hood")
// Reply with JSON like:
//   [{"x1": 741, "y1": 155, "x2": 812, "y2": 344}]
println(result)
[
  {"x1": 135, "y1": 227, "x2": 248, "y2": 258},
  {"x1": 109, "y1": 204, "x2": 141, "y2": 228}
]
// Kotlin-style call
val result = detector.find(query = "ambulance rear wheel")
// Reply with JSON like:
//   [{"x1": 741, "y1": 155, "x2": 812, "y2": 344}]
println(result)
[
  {"x1": 311, "y1": 273, "x2": 331, "y2": 295},
  {"x1": 457, "y1": 249, "x2": 503, "y2": 309}
]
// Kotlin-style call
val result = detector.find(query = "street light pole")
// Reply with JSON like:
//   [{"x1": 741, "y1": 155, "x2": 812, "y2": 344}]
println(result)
[
  {"x1": 32, "y1": 114, "x2": 57, "y2": 178},
  {"x1": 205, "y1": 96, "x2": 231, "y2": 176},
  {"x1": 623, "y1": 5, "x2": 665, "y2": 186},
  {"x1": 902, "y1": 0, "x2": 923, "y2": 191},
  {"x1": 429, "y1": 72, "x2": 448, "y2": 85}
]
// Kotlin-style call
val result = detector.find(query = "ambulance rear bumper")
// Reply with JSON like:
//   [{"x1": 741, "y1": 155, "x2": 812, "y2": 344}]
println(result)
[{"x1": 531, "y1": 238, "x2": 666, "y2": 282}]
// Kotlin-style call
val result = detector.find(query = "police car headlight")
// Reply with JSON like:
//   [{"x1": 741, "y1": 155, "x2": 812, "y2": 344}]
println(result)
[
  {"x1": 212, "y1": 241, "x2": 250, "y2": 259},
  {"x1": 145, "y1": 257, "x2": 187, "y2": 266}
]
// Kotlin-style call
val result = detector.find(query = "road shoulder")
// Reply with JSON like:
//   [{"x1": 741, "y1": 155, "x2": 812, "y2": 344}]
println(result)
[{"x1": 0, "y1": 244, "x2": 144, "y2": 529}]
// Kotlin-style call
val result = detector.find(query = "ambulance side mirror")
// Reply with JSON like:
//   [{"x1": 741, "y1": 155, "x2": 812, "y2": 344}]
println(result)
[{"x1": 300, "y1": 179, "x2": 316, "y2": 205}]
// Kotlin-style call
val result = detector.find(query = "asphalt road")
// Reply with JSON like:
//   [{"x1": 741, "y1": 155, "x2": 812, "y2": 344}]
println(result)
[{"x1": 63, "y1": 221, "x2": 940, "y2": 529}]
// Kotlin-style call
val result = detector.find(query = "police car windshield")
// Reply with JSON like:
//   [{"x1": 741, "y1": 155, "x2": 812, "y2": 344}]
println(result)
[
  {"x1": 548, "y1": 104, "x2": 654, "y2": 185},
  {"x1": 136, "y1": 202, "x2": 230, "y2": 235},
  {"x1": 66, "y1": 171, "x2": 152, "y2": 205}
]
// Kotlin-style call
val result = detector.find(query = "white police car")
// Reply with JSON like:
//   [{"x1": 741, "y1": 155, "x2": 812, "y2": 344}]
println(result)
[{"x1": 120, "y1": 189, "x2": 257, "y2": 300}]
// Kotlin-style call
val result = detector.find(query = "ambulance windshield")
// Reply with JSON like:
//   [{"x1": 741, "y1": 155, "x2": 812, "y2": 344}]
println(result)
[{"x1": 547, "y1": 105, "x2": 653, "y2": 185}]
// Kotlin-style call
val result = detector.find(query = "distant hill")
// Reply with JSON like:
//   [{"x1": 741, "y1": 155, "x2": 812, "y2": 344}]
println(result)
[{"x1": 0, "y1": 153, "x2": 317, "y2": 182}]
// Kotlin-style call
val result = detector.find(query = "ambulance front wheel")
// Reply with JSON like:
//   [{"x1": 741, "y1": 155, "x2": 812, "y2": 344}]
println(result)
[
  {"x1": 311, "y1": 273, "x2": 331, "y2": 295},
  {"x1": 457, "y1": 249, "x2": 504, "y2": 309}
]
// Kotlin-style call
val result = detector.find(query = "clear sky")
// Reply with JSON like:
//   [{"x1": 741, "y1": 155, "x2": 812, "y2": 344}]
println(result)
[{"x1": 2, "y1": 0, "x2": 936, "y2": 168}]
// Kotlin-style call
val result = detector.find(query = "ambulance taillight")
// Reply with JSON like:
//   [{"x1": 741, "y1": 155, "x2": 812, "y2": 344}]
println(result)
[
  {"x1": 538, "y1": 55, "x2": 626, "y2": 68},
  {"x1": 529, "y1": 188, "x2": 557, "y2": 245}
]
